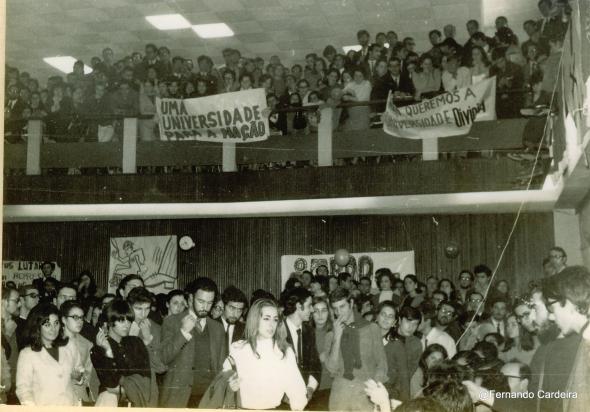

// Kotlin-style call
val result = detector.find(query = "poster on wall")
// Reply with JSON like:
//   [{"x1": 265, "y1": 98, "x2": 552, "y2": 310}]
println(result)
[
  {"x1": 2, "y1": 261, "x2": 62, "y2": 288},
  {"x1": 280, "y1": 251, "x2": 415, "y2": 289},
  {"x1": 108, "y1": 236, "x2": 178, "y2": 295}
]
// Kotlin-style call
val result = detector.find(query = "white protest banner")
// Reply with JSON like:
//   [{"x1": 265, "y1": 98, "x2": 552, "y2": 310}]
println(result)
[
  {"x1": 281, "y1": 251, "x2": 415, "y2": 290},
  {"x1": 108, "y1": 236, "x2": 177, "y2": 295},
  {"x1": 157, "y1": 89, "x2": 269, "y2": 142},
  {"x1": 2, "y1": 261, "x2": 61, "y2": 288},
  {"x1": 383, "y1": 77, "x2": 496, "y2": 139}
]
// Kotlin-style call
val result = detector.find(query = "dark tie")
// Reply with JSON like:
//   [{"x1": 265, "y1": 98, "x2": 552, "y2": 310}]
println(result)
[
  {"x1": 496, "y1": 322, "x2": 502, "y2": 335},
  {"x1": 225, "y1": 325, "x2": 231, "y2": 352},
  {"x1": 296, "y1": 328, "x2": 303, "y2": 366}
]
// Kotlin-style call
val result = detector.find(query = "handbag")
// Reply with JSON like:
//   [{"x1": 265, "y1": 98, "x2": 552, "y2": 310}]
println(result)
[{"x1": 225, "y1": 355, "x2": 242, "y2": 409}]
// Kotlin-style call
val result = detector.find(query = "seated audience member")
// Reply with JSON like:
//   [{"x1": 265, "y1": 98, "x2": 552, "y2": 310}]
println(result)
[
  {"x1": 413, "y1": 56, "x2": 442, "y2": 100},
  {"x1": 490, "y1": 47, "x2": 524, "y2": 118},
  {"x1": 414, "y1": 345, "x2": 450, "y2": 399},
  {"x1": 468, "y1": 46, "x2": 490, "y2": 84},
  {"x1": 383, "y1": 306, "x2": 422, "y2": 401},
  {"x1": 341, "y1": 67, "x2": 372, "y2": 131},
  {"x1": 442, "y1": 54, "x2": 471, "y2": 91},
  {"x1": 418, "y1": 303, "x2": 457, "y2": 358},
  {"x1": 91, "y1": 300, "x2": 154, "y2": 407},
  {"x1": 138, "y1": 80, "x2": 158, "y2": 141},
  {"x1": 326, "y1": 287, "x2": 387, "y2": 411},
  {"x1": 16, "y1": 304, "x2": 82, "y2": 406}
]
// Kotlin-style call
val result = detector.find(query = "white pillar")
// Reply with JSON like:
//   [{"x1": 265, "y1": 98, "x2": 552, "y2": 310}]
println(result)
[
  {"x1": 318, "y1": 107, "x2": 333, "y2": 167},
  {"x1": 553, "y1": 209, "x2": 584, "y2": 266},
  {"x1": 122, "y1": 118, "x2": 138, "y2": 174},
  {"x1": 26, "y1": 120, "x2": 42, "y2": 175},
  {"x1": 422, "y1": 138, "x2": 438, "y2": 161},
  {"x1": 222, "y1": 142, "x2": 237, "y2": 172}
]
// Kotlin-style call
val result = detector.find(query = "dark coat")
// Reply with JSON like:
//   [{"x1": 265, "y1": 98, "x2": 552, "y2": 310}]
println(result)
[
  {"x1": 158, "y1": 312, "x2": 227, "y2": 407},
  {"x1": 285, "y1": 321, "x2": 322, "y2": 386}
]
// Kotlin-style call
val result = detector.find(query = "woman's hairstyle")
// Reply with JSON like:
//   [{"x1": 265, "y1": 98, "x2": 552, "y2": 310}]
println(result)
[
  {"x1": 310, "y1": 296, "x2": 333, "y2": 332},
  {"x1": 25, "y1": 303, "x2": 69, "y2": 351},
  {"x1": 103, "y1": 299, "x2": 135, "y2": 326},
  {"x1": 77, "y1": 270, "x2": 97, "y2": 297},
  {"x1": 127, "y1": 286, "x2": 154, "y2": 306},
  {"x1": 376, "y1": 268, "x2": 394, "y2": 290},
  {"x1": 437, "y1": 278, "x2": 456, "y2": 293},
  {"x1": 419, "y1": 343, "x2": 449, "y2": 372},
  {"x1": 244, "y1": 298, "x2": 289, "y2": 359},
  {"x1": 60, "y1": 299, "x2": 84, "y2": 320}
]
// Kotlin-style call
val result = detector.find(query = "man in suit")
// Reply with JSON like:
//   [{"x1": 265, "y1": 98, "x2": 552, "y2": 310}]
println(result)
[
  {"x1": 353, "y1": 29, "x2": 371, "y2": 64},
  {"x1": 476, "y1": 296, "x2": 509, "y2": 341},
  {"x1": 127, "y1": 286, "x2": 167, "y2": 403},
  {"x1": 385, "y1": 58, "x2": 413, "y2": 97},
  {"x1": 282, "y1": 287, "x2": 322, "y2": 403},
  {"x1": 159, "y1": 277, "x2": 226, "y2": 408},
  {"x1": 361, "y1": 44, "x2": 383, "y2": 79},
  {"x1": 218, "y1": 286, "x2": 247, "y2": 352}
]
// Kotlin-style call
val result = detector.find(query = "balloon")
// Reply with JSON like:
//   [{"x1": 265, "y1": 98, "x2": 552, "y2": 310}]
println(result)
[
  {"x1": 334, "y1": 249, "x2": 350, "y2": 266},
  {"x1": 444, "y1": 242, "x2": 460, "y2": 259}
]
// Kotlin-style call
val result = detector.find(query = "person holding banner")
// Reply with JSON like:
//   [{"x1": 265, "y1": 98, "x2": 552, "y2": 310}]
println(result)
[
  {"x1": 412, "y1": 56, "x2": 442, "y2": 100},
  {"x1": 442, "y1": 55, "x2": 471, "y2": 92}
]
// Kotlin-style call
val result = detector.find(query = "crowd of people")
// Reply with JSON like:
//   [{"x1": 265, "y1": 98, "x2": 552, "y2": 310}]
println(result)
[
  {"x1": 2, "y1": 244, "x2": 589, "y2": 412},
  {"x1": 5, "y1": 1, "x2": 569, "y2": 149}
]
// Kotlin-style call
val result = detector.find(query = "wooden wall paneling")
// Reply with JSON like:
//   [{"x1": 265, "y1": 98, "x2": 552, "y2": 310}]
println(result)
[{"x1": 2, "y1": 214, "x2": 554, "y2": 299}]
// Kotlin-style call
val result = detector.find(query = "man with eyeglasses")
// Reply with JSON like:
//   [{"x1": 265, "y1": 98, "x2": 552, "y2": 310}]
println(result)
[
  {"x1": 476, "y1": 296, "x2": 509, "y2": 340},
  {"x1": 434, "y1": 300, "x2": 463, "y2": 342},
  {"x1": 54, "y1": 284, "x2": 96, "y2": 343},
  {"x1": 456, "y1": 270, "x2": 474, "y2": 304},
  {"x1": 417, "y1": 303, "x2": 456, "y2": 357},
  {"x1": 548, "y1": 246, "x2": 567, "y2": 274},
  {"x1": 501, "y1": 361, "x2": 531, "y2": 393}
]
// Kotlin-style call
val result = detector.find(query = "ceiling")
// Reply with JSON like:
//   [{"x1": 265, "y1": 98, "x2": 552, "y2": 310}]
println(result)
[{"x1": 6, "y1": 0, "x2": 539, "y2": 84}]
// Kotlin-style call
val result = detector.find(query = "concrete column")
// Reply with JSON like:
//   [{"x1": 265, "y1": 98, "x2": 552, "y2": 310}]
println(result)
[
  {"x1": 318, "y1": 107, "x2": 333, "y2": 167},
  {"x1": 222, "y1": 142, "x2": 237, "y2": 172},
  {"x1": 122, "y1": 118, "x2": 138, "y2": 174},
  {"x1": 26, "y1": 120, "x2": 42, "y2": 175}
]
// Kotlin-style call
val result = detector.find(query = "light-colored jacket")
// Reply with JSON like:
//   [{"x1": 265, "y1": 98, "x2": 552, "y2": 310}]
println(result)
[{"x1": 16, "y1": 340, "x2": 81, "y2": 406}]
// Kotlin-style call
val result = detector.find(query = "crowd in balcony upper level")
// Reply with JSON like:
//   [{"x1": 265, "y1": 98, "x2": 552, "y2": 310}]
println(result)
[{"x1": 4, "y1": 0, "x2": 569, "y2": 146}]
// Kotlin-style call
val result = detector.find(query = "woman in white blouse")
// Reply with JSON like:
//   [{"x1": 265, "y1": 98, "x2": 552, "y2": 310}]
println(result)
[
  {"x1": 469, "y1": 46, "x2": 491, "y2": 85},
  {"x1": 226, "y1": 298, "x2": 307, "y2": 410},
  {"x1": 16, "y1": 303, "x2": 82, "y2": 406},
  {"x1": 342, "y1": 67, "x2": 372, "y2": 130}
]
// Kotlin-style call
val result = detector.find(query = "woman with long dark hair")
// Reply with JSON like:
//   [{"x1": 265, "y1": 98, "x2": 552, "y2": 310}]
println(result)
[
  {"x1": 225, "y1": 298, "x2": 307, "y2": 410},
  {"x1": 76, "y1": 271, "x2": 97, "y2": 315},
  {"x1": 307, "y1": 296, "x2": 334, "y2": 410},
  {"x1": 402, "y1": 275, "x2": 424, "y2": 308},
  {"x1": 410, "y1": 343, "x2": 448, "y2": 398},
  {"x1": 16, "y1": 303, "x2": 82, "y2": 405}
]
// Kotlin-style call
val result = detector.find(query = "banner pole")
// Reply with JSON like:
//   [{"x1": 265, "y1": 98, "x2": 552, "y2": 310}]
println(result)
[
  {"x1": 422, "y1": 138, "x2": 439, "y2": 161},
  {"x1": 222, "y1": 142, "x2": 237, "y2": 172}
]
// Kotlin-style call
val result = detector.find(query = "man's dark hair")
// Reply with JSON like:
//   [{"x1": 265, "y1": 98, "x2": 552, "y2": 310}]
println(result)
[
  {"x1": 310, "y1": 275, "x2": 329, "y2": 293},
  {"x1": 475, "y1": 364, "x2": 510, "y2": 392},
  {"x1": 473, "y1": 341, "x2": 498, "y2": 362},
  {"x1": 357, "y1": 29, "x2": 369, "y2": 38},
  {"x1": 221, "y1": 285, "x2": 248, "y2": 307},
  {"x1": 359, "y1": 276, "x2": 371, "y2": 285},
  {"x1": 471, "y1": 31, "x2": 488, "y2": 43},
  {"x1": 398, "y1": 305, "x2": 422, "y2": 322},
  {"x1": 337, "y1": 272, "x2": 352, "y2": 284},
  {"x1": 166, "y1": 289, "x2": 186, "y2": 303},
  {"x1": 419, "y1": 302, "x2": 437, "y2": 323},
  {"x1": 467, "y1": 19, "x2": 479, "y2": 28},
  {"x1": 550, "y1": 246, "x2": 567, "y2": 258},
  {"x1": 368, "y1": 43, "x2": 381, "y2": 53},
  {"x1": 185, "y1": 277, "x2": 218, "y2": 297},
  {"x1": 127, "y1": 286, "x2": 154, "y2": 306},
  {"x1": 250, "y1": 289, "x2": 276, "y2": 307},
  {"x1": 41, "y1": 261, "x2": 55, "y2": 271},
  {"x1": 322, "y1": 45, "x2": 337, "y2": 58},
  {"x1": 429, "y1": 29, "x2": 442, "y2": 38},
  {"x1": 197, "y1": 55, "x2": 213, "y2": 65},
  {"x1": 101, "y1": 293, "x2": 116, "y2": 305},
  {"x1": 423, "y1": 361, "x2": 474, "y2": 412},
  {"x1": 473, "y1": 264, "x2": 492, "y2": 277},
  {"x1": 172, "y1": 56, "x2": 184, "y2": 64},
  {"x1": 394, "y1": 397, "x2": 446, "y2": 412},
  {"x1": 59, "y1": 300, "x2": 84, "y2": 319},
  {"x1": 329, "y1": 287, "x2": 352, "y2": 304},
  {"x1": 543, "y1": 265, "x2": 590, "y2": 314},
  {"x1": 117, "y1": 274, "x2": 145, "y2": 297},
  {"x1": 459, "y1": 270, "x2": 474, "y2": 281},
  {"x1": 282, "y1": 287, "x2": 312, "y2": 316}
]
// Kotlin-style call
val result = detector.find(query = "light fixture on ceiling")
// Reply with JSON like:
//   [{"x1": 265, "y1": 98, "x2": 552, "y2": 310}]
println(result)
[
  {"x1": 192, "y1": 23, "x2": 234, "y2": 39},
  {"x1": 43, "y1": 56, "x2": 93, "y2": 74},
  {"x1": 342, "y1": 45, "x2": 362, "y2": 53},
  {"x1": 145, "y1": 14, "x2": 191, "y2": 30}
]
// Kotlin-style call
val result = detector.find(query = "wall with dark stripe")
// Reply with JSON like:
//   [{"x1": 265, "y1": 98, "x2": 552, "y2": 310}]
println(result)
[{"x1": 2, "y1": 213, "x2": 553, "y2": 298}]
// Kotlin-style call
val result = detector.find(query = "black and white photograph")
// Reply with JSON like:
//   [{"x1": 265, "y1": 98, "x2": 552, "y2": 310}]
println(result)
[{"x1": 2, "y1": 0, "x2": 590, "y2": 411}]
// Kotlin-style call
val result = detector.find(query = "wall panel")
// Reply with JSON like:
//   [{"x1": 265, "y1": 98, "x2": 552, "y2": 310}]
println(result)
[{"x1": 3, "y1": 213, "x2": 554, "y2": 298}]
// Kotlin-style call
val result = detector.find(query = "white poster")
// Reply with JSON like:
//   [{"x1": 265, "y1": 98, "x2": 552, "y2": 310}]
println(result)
[
  {"x1": 157, "y1": 89, "x2": 269, "y2": 142},
  {"x1": 281, "y1": 251, "x2": 415, "y2": 289},
  {"x1": 2, "y1": 261, "x2": 61, "y2": 288},
  {"x1": 383, "y1": 77, "x2": 496, "y2": 139},
  {"x1": 108, "y1": 236, "x2": 177, "y2": 295}
]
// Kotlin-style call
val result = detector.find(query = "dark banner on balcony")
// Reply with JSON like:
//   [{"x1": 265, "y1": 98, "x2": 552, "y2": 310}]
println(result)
[
  {"x1": 383, "y1": 77, "x2": 496, "y2": 139},
  {"x1": 157, "y1": 89, "x2": 269, "y2": 142}
]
